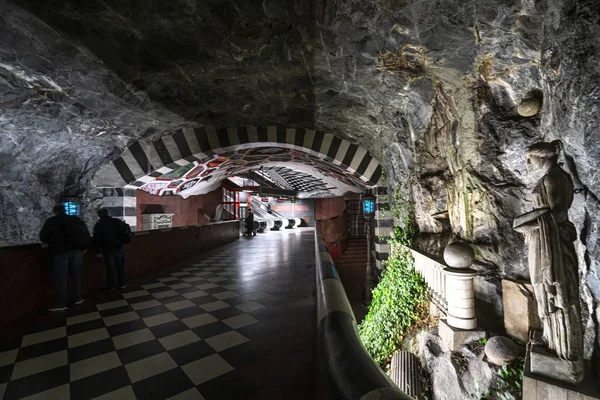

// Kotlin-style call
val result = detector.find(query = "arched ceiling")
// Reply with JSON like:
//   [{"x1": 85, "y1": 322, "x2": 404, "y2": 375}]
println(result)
[{"x1": 93, "y1": 126, "x2": 383, "y2": 197}]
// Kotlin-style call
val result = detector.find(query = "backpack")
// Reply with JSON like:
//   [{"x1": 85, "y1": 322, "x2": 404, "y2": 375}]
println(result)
[
  {"x1": 65, "y1": 216, "x2": 91, "y2": 250},
  {"x1": 118, "y1": 220, "x2": 133, "y2": 245}
]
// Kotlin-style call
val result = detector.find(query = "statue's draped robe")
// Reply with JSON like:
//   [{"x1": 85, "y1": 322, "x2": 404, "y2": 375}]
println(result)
[{"x1": 527, "y1": 171, "x2": 582, "y2": 361}]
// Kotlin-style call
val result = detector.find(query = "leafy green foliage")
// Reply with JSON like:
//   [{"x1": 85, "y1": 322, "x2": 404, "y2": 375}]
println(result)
[
  {"x1": 472, "y1": 357, "x2": 525, "y2": 400},
  {"x1": 358, "y1": 187, "x2": 428, "y2": 366}
]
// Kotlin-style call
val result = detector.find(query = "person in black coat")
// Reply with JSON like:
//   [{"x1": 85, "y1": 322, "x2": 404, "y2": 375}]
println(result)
[
  {"x1": 245, "y1": 210, "x2": 254, "y2": 236},
  {"x1": 93, "y1": 208, "x2": 127, "y2": 290},
  {"x1": 40, "y1": 205, "x2": 88, "y2": 311}
]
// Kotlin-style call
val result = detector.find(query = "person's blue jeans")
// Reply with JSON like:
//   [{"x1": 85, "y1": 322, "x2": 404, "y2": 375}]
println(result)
[
  {"x1": 53, "y1": 250, "x2": 83, "y2": 308},
  {"x1": 104, "y1": 248, "x2": 125, "y2": 289}
]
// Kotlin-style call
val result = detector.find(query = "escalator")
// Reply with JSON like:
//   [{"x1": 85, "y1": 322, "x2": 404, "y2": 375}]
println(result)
[
  {"x1": 250, "y1": 201, "x2": 284, "y2": 231},
  {"x1": 250, "y1": 197, "x2": 303, "y2": 229}
]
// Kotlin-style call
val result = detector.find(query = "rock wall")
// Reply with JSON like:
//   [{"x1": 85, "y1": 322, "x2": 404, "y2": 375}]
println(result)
[
  {"x1": 393, "y1": 0, "x2": 600, "y2": 360},
  {"x1": 0, "y1": 1, "x2": 187, "y2": 244}
]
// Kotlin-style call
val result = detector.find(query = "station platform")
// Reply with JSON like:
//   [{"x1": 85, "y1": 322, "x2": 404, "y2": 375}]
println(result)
[{"x1": 0, "y1": 229, "x2": 317, "y2": 400}]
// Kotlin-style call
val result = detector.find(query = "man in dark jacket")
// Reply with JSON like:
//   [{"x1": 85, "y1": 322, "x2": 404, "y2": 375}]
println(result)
[
  {"x1": 39, "y1": 205, "x2": 87, "y2": 312},
  {"x1": 244, "y1": 210, "x2": 254, "y2": 236},
  {"x1": 93, "y1": 208, "x2": 126, "y2": 290}
]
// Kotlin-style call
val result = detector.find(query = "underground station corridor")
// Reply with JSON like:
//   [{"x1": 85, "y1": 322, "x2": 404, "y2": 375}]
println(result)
[
  {"x1": 2, "y1": 1, "x2": 600, "y2": 400},
  {"x1": 0, "y1": 230, "x2": 319, "y2": 400}
]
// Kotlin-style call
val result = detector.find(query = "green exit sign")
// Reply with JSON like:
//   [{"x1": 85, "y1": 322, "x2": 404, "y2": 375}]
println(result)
[{"x1": 291, "y1": 198, "x2": 296, "y2": 203}]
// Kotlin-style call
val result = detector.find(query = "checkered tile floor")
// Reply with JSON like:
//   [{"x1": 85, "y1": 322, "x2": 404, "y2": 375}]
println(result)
[{"x1": 0, "y1": 229, "x2": 317, "y2": 400}]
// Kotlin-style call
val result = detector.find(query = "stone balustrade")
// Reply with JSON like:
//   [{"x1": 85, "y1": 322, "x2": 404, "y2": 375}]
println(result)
[{"x1": 408, "y1": 247, "x2": 448, "y2": 315}]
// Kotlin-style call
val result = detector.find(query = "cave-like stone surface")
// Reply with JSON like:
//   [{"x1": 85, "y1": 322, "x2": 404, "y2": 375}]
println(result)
[{"x1": 0, "y1": 0, "x2": 598, "y2": 360}]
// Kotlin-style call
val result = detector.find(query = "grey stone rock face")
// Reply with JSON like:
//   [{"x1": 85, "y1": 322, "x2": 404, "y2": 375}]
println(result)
[
  {"x1": 0, "y1": 2, "x2": 187, "y2": 244},
  {"x1": 484, "y1": 336, "x2": 519, "y2": 366},
  {"x1": 420, "y1": 330, "x2": 496, "y2": 400}
]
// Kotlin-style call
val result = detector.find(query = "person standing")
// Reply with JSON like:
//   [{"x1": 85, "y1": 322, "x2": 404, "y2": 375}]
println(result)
[
  {"x1": 40, "y1": 204, "x2": 89, "y2": 312},
  {"x1": 244, "y1": 210, "x2": 254, "y2": 236},
  {"x1": 93, "y1": 208, "x2": 129, "y2": 290}
]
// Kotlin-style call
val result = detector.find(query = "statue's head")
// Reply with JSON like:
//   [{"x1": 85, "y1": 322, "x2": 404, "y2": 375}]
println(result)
[{"x1": 526, "y1": 140, "x2": 562, "y2": 170}]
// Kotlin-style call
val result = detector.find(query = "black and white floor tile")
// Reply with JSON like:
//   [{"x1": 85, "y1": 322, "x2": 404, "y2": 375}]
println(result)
[{"x1": 0, "y1": 229, "x2": 317, "y2": 400}]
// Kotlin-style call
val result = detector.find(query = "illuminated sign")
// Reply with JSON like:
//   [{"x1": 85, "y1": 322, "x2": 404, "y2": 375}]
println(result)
[
  {"x1": 362, "y1": 198, "x2": 375, "y2": 215},
  {"x1": 63, "y1": 202, "x2": 80, "y2": 216}
]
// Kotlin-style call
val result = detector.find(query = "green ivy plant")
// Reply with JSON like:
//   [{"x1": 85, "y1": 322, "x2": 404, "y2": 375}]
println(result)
[
  {"x1": 358, "y1": 186, "x2": 429, "y2": 366},
  {"x1": 472, "y1": 357, "x2": 525, "y2": 400}
]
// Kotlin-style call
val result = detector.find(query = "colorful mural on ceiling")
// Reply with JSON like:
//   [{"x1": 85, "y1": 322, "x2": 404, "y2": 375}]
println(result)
[{"x1": 139, "y1": 147, "x2": 367, "y2": 197}]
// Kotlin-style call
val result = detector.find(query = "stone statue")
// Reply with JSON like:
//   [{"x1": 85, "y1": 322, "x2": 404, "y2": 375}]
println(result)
[{"x1": 513, "y1": 140, "x2": 583, "y2": 381}]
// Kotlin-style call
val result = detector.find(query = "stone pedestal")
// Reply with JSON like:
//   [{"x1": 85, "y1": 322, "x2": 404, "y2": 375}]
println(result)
[
  {"x1": 438, "y1": 319, "x2": 486, "y2": 352},
  {"x1": 502, "y1": 279, "x2": 541, "y2": 343},
  {"x1": 438, "y1": 242, "x2": 485, "y2": 350},
  {"x1": 523, "y1": 348, "x2": 599, "y2": 400},
  {"x1": 445, "y1": 268, "x2": 478, "y2": 330},
  {"x1": 529, "y1": 345, "x2": 584, "y2": 385}
]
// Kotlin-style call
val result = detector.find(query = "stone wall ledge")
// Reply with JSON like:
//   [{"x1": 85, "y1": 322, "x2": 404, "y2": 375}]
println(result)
[{"x1": 0, "y1": 221, "x2": 240, "y2": 327}]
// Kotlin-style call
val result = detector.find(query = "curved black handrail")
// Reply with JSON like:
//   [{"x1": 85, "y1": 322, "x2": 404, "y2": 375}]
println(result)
[{"x1": 314, "y1": 229, "x2": 412, "y2": 400}]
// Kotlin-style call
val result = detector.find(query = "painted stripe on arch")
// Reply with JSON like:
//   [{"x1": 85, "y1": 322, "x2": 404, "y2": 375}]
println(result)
[
  {"x1": 194, "y1": 127, "x2": 210, "y2": 151},
  {"x1": 319, "y1": 133, "x2": 334, "y2": 158},
  {"x1": 140, "y1": 140, "x2": 165, "y2": 172},
  {"x1": 310, "y1": 131, "x2": 323, "y2": 153},
  {"x1": 162, "y1": 135, "x2": 183, "y2": 163},
  {"x1": 247, "y1": 126, "x2": 259, "y2": 142},
  {"x1": 205, "y1": 126, "x2": 220, "y2": 151},
  {"x1": 227, "y1": 128, "x2": 240, "y2": 146},
  {"x1": 153, "y1": 139, "x2": 174, "y2": 166},
  {"x1": 294, "y1": 128, "x2": 306, "y2": 148},
  {"x1": 285, "y1": 128, "x2": 296, "y2": 146},
  {"x1": 341, "y1": 143, "x2": 358, "y2": 168},
  {"x1": 182, "y1": 127, "x2": 201, "y2": 154},
  {"x1": 128, "y1": 142, "x2": 151, "y2": 174},
  {"x1": 217, "y1": 128, "x2": 230, "y2": 148},
  {"x1": 326, "y1": 136, "x2": 342, "y2": 160},
  {"x1": 356, "y1": 152, "x2": 373, "y2": 178},
  {"x1": 276, "y1": 126, "x2": 286, "y2": 144},
  {"x1": 348, "y1": 146, "x2": 368, "y2": 173},
  {"x1": 368, "y1": 164, "x2": 383, "y2": 185},
  {"x1": 333, "y1": 140, "x2": 350, "y2": 166},
  {"x1": 113, "y1": 157, "x2": 135, "y2": 184},
  {"x1": 237, "y1": 126, "x2": 249, "y2": 144},
  {"x1": 267, "y1": 126, "x2": 278, "y2": 143},
  {"x1": 172, "y1": 129, "x2": 192, "y2": 159}
]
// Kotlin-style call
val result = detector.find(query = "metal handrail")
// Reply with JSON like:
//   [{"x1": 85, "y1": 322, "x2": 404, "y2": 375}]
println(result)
[{"x1": 314, "y1": 228, "x2": 412, "y2": 400}]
